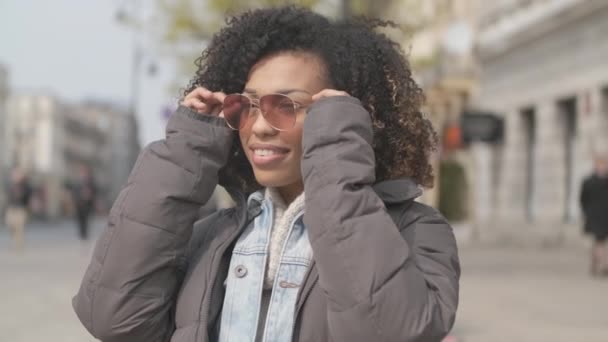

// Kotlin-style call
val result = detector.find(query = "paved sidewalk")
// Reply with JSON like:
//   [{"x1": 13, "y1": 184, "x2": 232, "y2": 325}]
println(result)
[
  {"x1": 453, "y1": 244, "x2": 608, "y2": 342},
  {"x1": 1, "y1": 219, "x2": 101, "y2": 342},
  {"x1": 1, "y1": 220, "x2": 607, "y2": 341}
]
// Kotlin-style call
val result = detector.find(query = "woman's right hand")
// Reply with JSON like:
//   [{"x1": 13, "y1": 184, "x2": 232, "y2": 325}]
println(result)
[{"x1": 181, "y1": 86, "x2": 227, "y2": 116}]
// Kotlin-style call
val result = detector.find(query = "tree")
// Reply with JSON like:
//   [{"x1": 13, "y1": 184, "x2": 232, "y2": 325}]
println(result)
[
  {"x1": 158, "y1": 0, "x2": 320, "y2": 43},
  {"x1": 151, "y1": 0, "x2": 322, "y2": 93},
  {"x1": 144, "y1": 0, "x2": 447, "y2": 92}
]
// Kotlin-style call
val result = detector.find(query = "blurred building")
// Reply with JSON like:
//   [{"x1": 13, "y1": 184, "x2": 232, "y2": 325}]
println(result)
[
  {"x1": 78, "y1": 100, "x2": 140, "y2": 204},
  {"x1": 3, "y1": 94, "x2": 67, "y2": 218},
  {"x1": 2, "y1": 94, "x2": 139, "y2": 219},
  {"x1": 409, "y1": 0, "x2": 481, "y2": 207},
  {"x1": 472, "y1": 0, "x2": 608, "y2": 242},
  {"x1": 0, "y1": 65, "x2": 8, "y2": 211}
]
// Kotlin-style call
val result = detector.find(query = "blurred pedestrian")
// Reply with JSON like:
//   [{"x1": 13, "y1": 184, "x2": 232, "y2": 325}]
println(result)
[
  {"x1": 580, "y1": 155, "x2": 608, "y2": 276},
  {"x1": 74, "y1": 7, "x2": 460, "y2": 342},
  {"x1": 70, "y1": 164, "x2": 97, "y2": 240},
  {"x1": 4, "y1": 168, "x2": 32, "y2": 249}
]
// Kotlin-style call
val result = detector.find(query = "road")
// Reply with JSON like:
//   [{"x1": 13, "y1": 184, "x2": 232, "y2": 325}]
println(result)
[
  {"x1": 1, "y1": 220, "x2": 607, "y2": 342},
  {"x1": 1, "y1": 219, "x2": 100, "y2": 342},
  {"x1": 453, "y1": 244, "x2": 608, "y2": 342}
]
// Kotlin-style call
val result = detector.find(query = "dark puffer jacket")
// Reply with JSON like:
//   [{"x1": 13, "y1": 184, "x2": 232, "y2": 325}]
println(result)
[
  {"x1": 581, "y1": 174, "x2": 608, "y2": 239},
  {"x1": 73, "y1": 96, "x2": 460, "y2": 342}
]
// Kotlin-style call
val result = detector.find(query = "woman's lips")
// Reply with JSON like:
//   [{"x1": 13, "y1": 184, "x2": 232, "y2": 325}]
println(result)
[{"x1": 249, "y1": 144, "x2": 290, "y2": 168}]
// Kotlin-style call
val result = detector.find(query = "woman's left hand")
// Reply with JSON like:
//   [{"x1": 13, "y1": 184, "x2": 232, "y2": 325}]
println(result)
[{"x1": 312, "y1": 89, "x2": 350, "y2": 102}]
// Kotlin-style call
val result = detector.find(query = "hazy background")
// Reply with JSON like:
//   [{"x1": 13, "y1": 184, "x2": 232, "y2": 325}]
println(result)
[
  {"x1": 0, "y1": 0, "x2": 172, "y2": 145},
  {"x1": 1, "y1": 1, "x2": 607, "y2": 341}
]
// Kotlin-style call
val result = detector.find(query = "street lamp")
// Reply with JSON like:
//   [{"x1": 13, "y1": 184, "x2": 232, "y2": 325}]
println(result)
[{"x1": 115, "y1": 1, "x2": 157, "y2": 117}]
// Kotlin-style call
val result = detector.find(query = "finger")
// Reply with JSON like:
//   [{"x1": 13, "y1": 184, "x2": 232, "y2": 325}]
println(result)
[
  {"x1": 311, "y1": 89, "x2": 327, "y2": 101},
  {"x1": 182, "y1": 87, "x2": 227, "y2": 115},
  {"x1": 199, "y1": 89, "x2": 215, "y2": 102},
  {"x1": 312, "y1": 89, "x2": 349, "y2": 101},
  {"x1": 208, "y1": 92, "x2": 227, "y2": 115},
  {"x1": 213, "y1": 91, "x2": 227, "y2": 103},
  {"x1": 182, "y1": 98, "x2": 208, "y2": 112},
  {"x1": 185, "y1": 87, "x2": 212, "y2": 102},
  {"x1": 204, "y1": 91, "x2": 226, "y2": 107},
  {"x1": 311, "y1": 92, "x2": 322, "y2": 101},
  {"x1": 209, "y1": 104, "x2": 222, "y2": 116}
]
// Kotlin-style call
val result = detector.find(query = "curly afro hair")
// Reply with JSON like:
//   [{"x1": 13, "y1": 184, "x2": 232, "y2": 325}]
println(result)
[{"x1": 184, "y1": 6, "x2": 437, "y2": 193}]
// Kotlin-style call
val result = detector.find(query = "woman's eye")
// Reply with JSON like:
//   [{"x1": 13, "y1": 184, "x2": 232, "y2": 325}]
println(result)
[{"x1": 278, "y1": 101, "x2": 294, "y2": 110}]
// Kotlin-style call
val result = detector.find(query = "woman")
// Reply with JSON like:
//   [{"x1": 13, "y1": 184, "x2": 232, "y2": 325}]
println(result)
[{"x1": 73, "y1": 6, "x2": 460, "y2": 342}]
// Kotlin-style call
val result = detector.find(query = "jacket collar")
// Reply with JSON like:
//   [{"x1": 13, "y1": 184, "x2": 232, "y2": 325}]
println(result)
[
  {"x1": 239, "y1": 178, "x2": 421, "y2": 213},
  {"x1": 372, "y1": 178, "x2": 422, "y2": 204}
]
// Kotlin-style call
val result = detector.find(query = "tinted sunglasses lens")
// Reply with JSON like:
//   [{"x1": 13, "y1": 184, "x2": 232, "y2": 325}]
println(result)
[
  {"x1": 223, "y1": 94, "x2": 250, "y2": 130},
  {"x1": 260, "y1": 94, "x2": 296, "y2": 130}
]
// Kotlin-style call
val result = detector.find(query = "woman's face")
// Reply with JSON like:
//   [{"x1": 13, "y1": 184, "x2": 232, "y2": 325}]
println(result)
[{"x1": 239, "y1": 52, "x2": 328, "y2": 199}]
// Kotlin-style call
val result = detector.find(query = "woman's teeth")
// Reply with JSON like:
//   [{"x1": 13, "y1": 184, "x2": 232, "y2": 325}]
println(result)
[{"x1": 254, "y1": 149, "x2": 281, "y2": 156}]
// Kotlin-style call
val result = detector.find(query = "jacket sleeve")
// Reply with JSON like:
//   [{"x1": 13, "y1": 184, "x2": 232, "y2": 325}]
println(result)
[
  {"x1": 72, "y1": 106, "x2": 233, "y2": 342},
  {"x1": 301, "y1": 96, "x2": 460, "y2": 342}
]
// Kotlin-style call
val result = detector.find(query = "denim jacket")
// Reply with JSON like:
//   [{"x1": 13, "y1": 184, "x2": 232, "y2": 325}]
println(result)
[{"x1": 219, "y1": 191, "x2": 312, "y2": 342}]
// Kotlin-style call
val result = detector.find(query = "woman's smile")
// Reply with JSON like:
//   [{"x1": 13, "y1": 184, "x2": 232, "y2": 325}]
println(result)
[{"x1": 249, "y1": 143, "x2": 291, "y2": 168}]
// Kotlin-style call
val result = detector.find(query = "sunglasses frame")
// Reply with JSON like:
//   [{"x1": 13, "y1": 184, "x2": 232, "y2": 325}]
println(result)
[{"x1": 223, "y1": 92, "x2": 311, "y2": 131}]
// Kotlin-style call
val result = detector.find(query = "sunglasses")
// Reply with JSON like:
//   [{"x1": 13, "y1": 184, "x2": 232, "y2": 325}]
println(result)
[{"x1": 222, "y1": 92, "x2": 311, "y2": 131}]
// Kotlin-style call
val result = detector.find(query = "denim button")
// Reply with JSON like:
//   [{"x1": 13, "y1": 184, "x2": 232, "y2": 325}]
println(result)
[{"x1": 235, "y1": 265, "x2": 248, "y2": 278}]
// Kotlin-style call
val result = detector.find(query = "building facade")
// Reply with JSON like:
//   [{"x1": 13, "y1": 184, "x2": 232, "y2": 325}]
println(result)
[
  {"x1": 77, "y1": 100, "x2": 140, "y2": 206},
  {"x1": 2, "y1": 94, "x2": 140, "y2": 219},
  {"x1": 473, "y1": 0, "x2": 608, "y2": 242},
  {"x1": 3, "y1": 94, "x2": 68, "y2": 218},
  {"x1": 0, "y1": 65, "x2": 8, "y2": 212},
  {"x1": 409, "y1": 0, "x2": 481, "y2": 208}
]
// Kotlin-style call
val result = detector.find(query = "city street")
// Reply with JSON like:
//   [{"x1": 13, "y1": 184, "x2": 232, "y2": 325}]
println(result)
[
  {"x1": 0, "y1": 219, "x2": 101, "y2": 342},
  {"x1": 1, "y1": 221, "x2": 607, "y2": 342},
  {"x1": 453, "y1": 243, "x2": 608, "y2": 342}
]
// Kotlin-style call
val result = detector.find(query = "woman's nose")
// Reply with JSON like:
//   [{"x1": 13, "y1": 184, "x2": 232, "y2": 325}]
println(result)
[{"x1": 250, "y1": 109, "x2": 277, "y2": 136}]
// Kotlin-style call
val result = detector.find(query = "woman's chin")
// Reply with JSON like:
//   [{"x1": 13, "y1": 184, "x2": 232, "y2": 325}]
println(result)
[
  {"x1": 253, "y1": 173, "x2": 286, "y2": 188},
  {"x1": 253, "y1": 170, "x2": 299, "y2": 189}
]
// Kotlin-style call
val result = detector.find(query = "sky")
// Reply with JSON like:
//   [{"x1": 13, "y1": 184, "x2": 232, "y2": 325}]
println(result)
[{"x1": 0, "y1": 0, "x2": 175, "y2": 145}]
